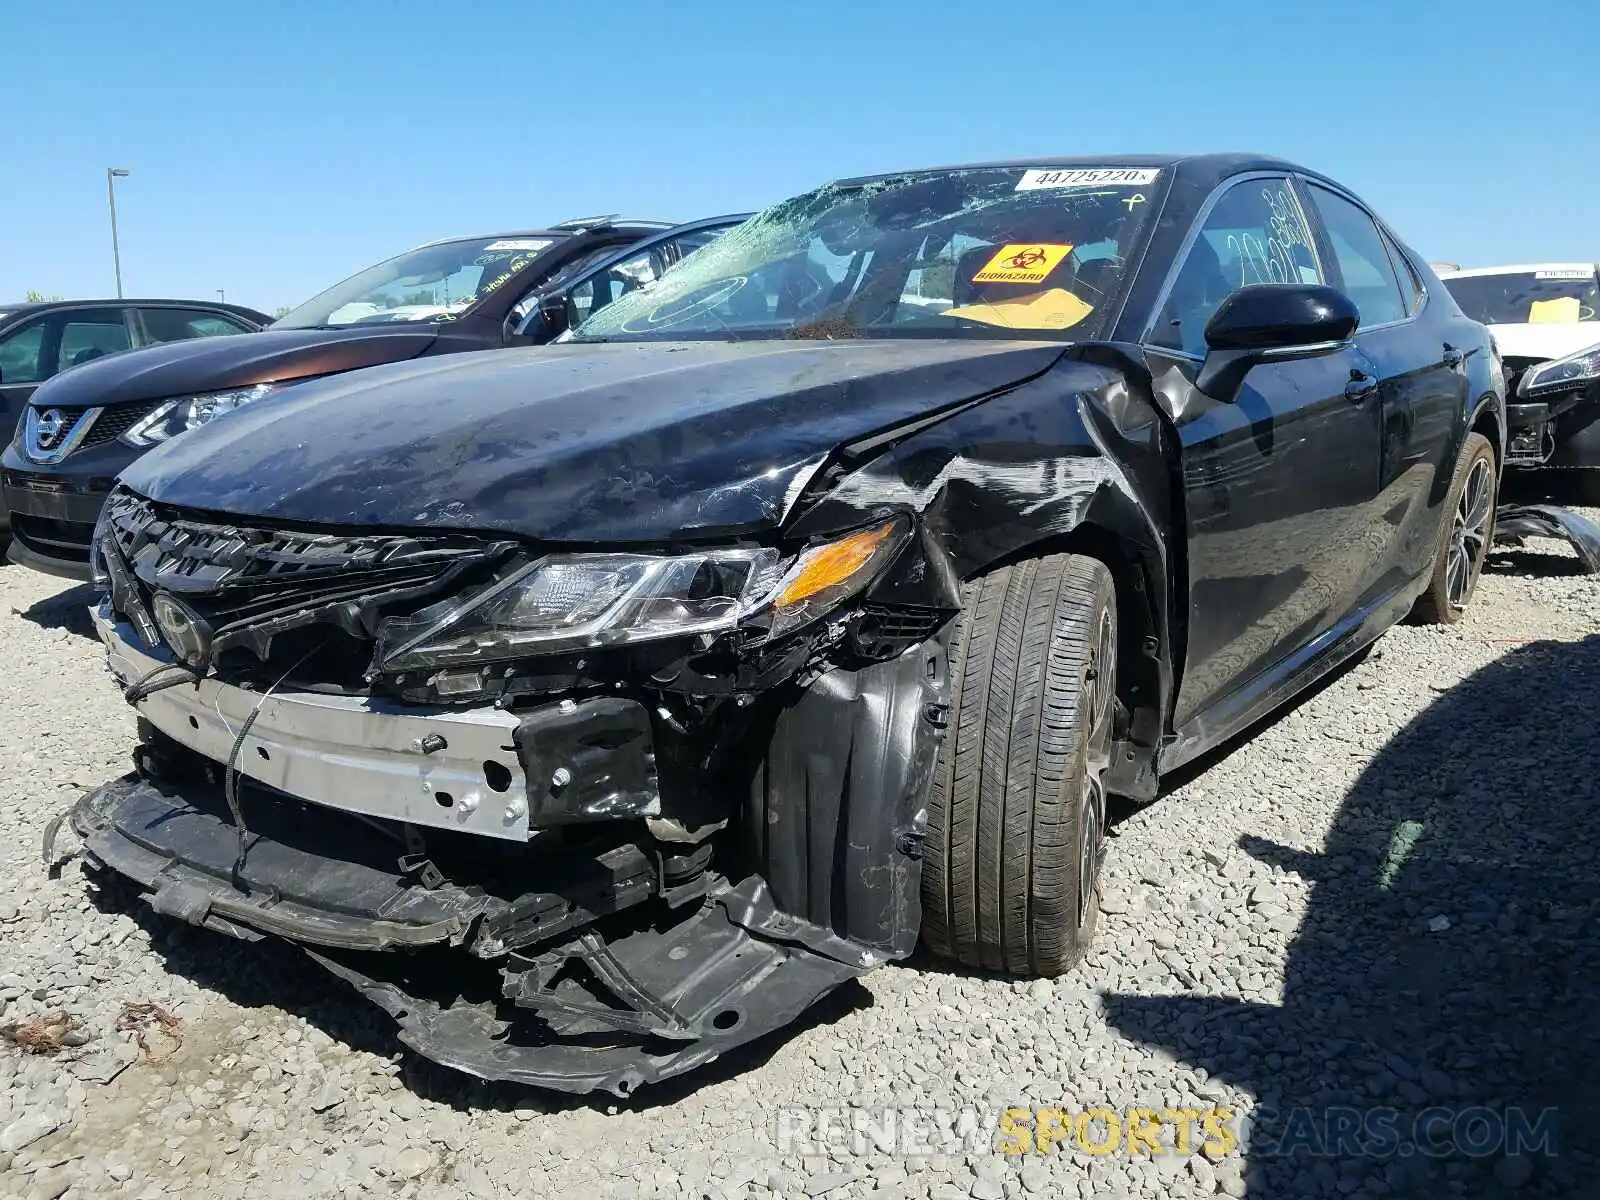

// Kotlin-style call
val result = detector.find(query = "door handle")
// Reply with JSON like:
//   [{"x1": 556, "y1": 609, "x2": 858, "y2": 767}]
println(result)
[
  {"x1": 1442, "y1": 343, "x2": 1464, "y2": 369},
  {"x1": 1345, "y1": 370, "x2": 1378, "y2": 402}
]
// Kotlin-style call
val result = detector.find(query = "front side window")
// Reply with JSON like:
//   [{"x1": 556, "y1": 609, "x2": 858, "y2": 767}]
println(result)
[
  {"x1": 1304, "y1": 185, "x2": 1407, "y2": 329},
  {"x1": 55, "y1": 310, "x2": 132, "y2": 372},
  {"x1": 1151, "y1": 177, "x2": 1323, "y2": 355},
  {"x1": 273, "y1": 235, "x2": 563, "y2": 329},
  {"x1": 571, "y1": 167, "x2": 1161, "y2": 343},
  {"x1": 568, "y1": 248, "x2": 665, "y2": 326},
  {"x1": 0, "y1": 321, "x2": 47, "y2": 385},
  {"x1": 1442, "y1": 269, "x2": 1600, "y2": 326}
]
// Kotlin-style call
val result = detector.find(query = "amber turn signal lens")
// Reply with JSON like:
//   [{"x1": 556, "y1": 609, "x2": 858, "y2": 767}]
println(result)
[{"x1": 776, "y1": 522, "x2": 897, "y2": 608}]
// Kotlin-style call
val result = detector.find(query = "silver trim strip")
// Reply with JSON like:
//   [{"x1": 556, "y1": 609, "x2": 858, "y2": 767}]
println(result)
[{"x1": 93, "y1": 604, "x2": 532, "y2": 842}]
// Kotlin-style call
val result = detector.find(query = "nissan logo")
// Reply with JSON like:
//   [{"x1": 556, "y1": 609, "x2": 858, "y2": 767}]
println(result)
[{"x1": 34, "y1": 408, "x2": 68, "y2": 450}]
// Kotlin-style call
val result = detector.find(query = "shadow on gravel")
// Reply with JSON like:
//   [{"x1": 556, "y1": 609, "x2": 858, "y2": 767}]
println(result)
[
  {"x1": 83, "y1": 865, "x2": 874, "y2": 1115},
  {"x1": 1501, "y1": 471, "x2": 1600, "y2": 508},
  {"x1": 1102, "y1": 633, "x2": 1600, "y2": 1197},
  {"x1": 1486, "y1": 547, "x2": 1591, "y2": 579},
  {"x1": 15, "y1": 581, "x2": 98, "y2": 641}
]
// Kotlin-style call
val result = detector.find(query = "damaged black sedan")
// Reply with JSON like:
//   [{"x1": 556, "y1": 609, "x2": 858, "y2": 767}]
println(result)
[{"x1": 68, "y1": 154, "x2": 1504, "y2": 1096}]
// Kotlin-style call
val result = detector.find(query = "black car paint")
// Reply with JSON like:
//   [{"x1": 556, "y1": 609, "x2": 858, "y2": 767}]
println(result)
[
  {"x1": 2, "y1": 217, "x2": 748, "y2": 578},
  {"x1": 70, "y1": 153, "x2": 1504, "y2": 1094},
  {"x1": 121, "y1": 339, "x2": 1070, "y2": 541}
]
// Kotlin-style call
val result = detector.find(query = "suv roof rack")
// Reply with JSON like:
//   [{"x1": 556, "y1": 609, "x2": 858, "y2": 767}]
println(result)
[{"x1": 550, "y1": 215, "x2": 676, "y2": 231}]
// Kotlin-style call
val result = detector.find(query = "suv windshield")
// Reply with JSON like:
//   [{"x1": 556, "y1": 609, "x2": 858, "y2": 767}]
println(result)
[
  {"x1": 1443, "y1": 269, "x2": 1600, "y2": 325},
  {"x1": 570, "y1": 167, "x2": 1162, "y2": 343},
  {"x1": 273, "y1": 235, "x2": 561, "y2": 329}
]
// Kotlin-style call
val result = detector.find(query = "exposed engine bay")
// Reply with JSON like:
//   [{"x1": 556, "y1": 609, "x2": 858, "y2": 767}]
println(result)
[{"x1": 70, "y1": 487, "x2": 955, "y2": 1096}]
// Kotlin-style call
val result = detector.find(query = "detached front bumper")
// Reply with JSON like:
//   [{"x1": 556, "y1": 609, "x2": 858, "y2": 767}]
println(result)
[{"x1": 75, "y1": 602, "x2": 940, "y2": 1095}]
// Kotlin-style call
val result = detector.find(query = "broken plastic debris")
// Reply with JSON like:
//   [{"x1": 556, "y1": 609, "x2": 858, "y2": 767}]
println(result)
[{"x1": 943, "y1": 288, "x2": 1095, "y2": 331}]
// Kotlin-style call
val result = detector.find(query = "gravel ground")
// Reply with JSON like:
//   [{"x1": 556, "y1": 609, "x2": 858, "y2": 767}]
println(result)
[{"x1": 0, "y1": 515, "x2": 1596, "y2": 1200}]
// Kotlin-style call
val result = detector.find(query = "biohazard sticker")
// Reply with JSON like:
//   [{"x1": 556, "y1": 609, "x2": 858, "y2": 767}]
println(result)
[
  {"x1": 972, "y1": 243, "x2": 1073, "y2": 285},
  {"x1": 1016, "y1": 167, "x2": 1161, "y2": 191}
]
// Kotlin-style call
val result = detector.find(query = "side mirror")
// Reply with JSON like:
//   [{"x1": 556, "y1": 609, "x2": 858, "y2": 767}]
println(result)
[{"x1": 1195, "y1": 284, "x2": 1360, "y2": 402}]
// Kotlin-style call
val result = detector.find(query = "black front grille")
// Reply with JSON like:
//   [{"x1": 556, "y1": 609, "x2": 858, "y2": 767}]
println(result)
[
  {"x1": 102, "y1": 489, "x2": 518, "y2": 686},
  {"x1": 12, "y1": 514, "x2": 93, "y2": 561},
  {"x1": 80, "y1": 401, "x2": 160, "y2": 450}
]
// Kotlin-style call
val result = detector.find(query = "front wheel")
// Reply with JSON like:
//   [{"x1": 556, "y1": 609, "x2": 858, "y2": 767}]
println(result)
[
  {"x1": 1412, "y1": 432, "x2": 1496, "y2": 625},
  {"x1": 921, "y1": 553, "x2": 1117, "y2": 977}
]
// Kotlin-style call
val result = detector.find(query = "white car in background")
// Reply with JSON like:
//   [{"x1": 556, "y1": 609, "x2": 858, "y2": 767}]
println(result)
[{"x1": 1438, "y1": 262, "x2": 1600, "y2": 470}]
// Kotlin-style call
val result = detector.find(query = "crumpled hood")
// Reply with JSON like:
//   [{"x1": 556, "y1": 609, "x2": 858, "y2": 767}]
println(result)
[
  {"x1": 122, "y1": 339, "x2": 1068, "y2": 542},
  {"x1": 27, "y1": 325, "x2": 439, "y2": 408},
  {"x1": 1487, "y1": 322, "x2": 1600, "y2": 363}
]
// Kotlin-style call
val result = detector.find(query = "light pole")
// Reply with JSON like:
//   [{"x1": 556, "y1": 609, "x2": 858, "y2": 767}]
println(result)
[
  {"x1": 216, "y1": 289, "x2": 225, "y2": 303},
  {"x1": 106, "y1": 167, "x2": 130, "y2": 298}
]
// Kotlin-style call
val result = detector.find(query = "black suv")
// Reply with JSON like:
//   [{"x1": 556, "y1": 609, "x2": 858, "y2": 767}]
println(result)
[
  {"x1": 0, "y1": 297, "x2": 270, "y2": 446},
  {"x1": 3, "y1": 215, "x2": 745, "y2": 577}
]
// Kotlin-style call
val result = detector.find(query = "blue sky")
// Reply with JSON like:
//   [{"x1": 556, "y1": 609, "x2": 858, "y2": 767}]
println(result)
[{"x1": 1, "y1": 0, "x2": 1594, "y2": 312}]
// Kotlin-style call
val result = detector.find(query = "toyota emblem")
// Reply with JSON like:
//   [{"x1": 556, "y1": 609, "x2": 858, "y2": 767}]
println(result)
[{"x1": 34, "y1": 409, "x2": 67, "y2": 450}]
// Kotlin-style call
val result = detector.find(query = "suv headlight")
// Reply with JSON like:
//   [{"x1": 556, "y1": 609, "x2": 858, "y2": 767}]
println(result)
[
  {"x1": 1519, "y1": 343, "x2": 1600, "y2": 399},
  {"x1": 121, "y1": 382, "x2": 288, "y2": 446},
  {"x1": 374, "y1": 516, "x2": 909, "y2": 673}
]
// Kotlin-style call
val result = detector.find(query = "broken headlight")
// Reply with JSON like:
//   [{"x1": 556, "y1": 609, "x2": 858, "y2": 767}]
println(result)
[
  {"x1": 121, "y1": 382, "x2": 290, "y2": 446},
  {"x1": 1519, "y1": 343, "x2": 1600, "y2": 399},
  {"x1": 374, "y1": 517, "x2": 909, "y2": 672}
]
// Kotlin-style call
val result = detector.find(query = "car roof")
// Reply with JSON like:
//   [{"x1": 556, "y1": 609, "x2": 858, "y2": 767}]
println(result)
[
  {"x1": 832, "y1": 151, "x2": 1309, "y2": 188},
  {"x1": 407, "y1": 218, "x2": 679, "y2": 253},
  {"x1": 1437, "y1": 262, "x2": 1598, "y2": 279},
  {"x1": 0, "y1": 298, "x2": 269, "y2": 317}
]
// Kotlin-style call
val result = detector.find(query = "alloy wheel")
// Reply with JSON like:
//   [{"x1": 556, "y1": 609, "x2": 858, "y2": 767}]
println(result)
[{"x1": 1446, "y1": 457, "x2": 1493, "y2": 611}]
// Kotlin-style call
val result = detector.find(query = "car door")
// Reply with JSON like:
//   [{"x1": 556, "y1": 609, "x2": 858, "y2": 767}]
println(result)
[
  {"x1": 1299, "y1": 182, "x2": 1467, "y2": 603},
  {"x1": 1144, "y1": 174, "x2": 1384, "y2": 730},
  {"x1": 0, "y1": 307, "x2": 135, "y2": 441},
  {"x1": 0, "y1": 318, "x2": 51, "y2": 431}
]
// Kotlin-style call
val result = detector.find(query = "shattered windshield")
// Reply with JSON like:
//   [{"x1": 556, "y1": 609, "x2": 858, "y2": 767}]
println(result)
[
  {"x1": 570, "y1": 166, "x2": 1163, "y2": 342},
  {"x1": 1443, "y1": 269, "x2": 1600, "y2": 325},
  {"x1": 273, "y1": 235, "x2": 561, "y2": 330}
]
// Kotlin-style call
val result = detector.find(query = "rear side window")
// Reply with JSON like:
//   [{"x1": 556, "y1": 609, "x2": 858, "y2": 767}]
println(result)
[
  {"x1": 1304, "y1": 185, "x2": 1408, "y2": 329},
  {"x1": 55, "y1": 310, "x2": 131, "y2": 373},
  {"x1": 142, "y1": 308, "x2": 253, "y2": 342},
  {"x1": 1381, "y1": 233, "x2": 1425, "y2": 315}
]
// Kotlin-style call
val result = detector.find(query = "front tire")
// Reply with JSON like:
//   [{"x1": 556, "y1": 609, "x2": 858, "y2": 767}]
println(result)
[
  {"x1": 921, "y1": 554, "x2": 1117, "y2": 977},
  {"x1": 1413, "y1": 432, "x2": 1496, "y2": 625}
]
